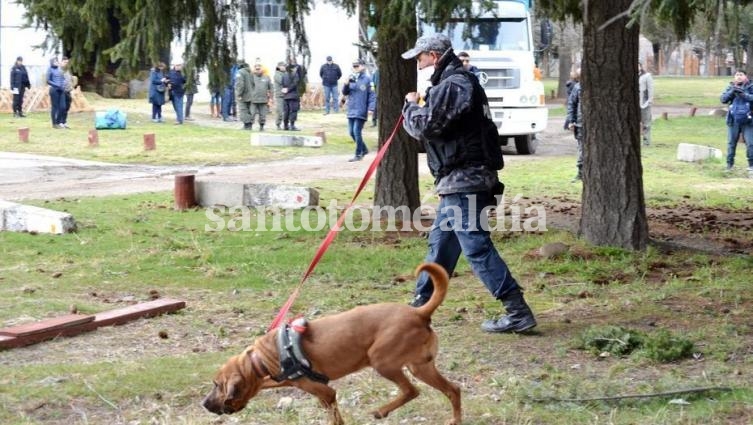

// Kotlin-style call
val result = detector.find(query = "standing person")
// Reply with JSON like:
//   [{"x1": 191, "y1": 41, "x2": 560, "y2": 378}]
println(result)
[
  {"x1": 287, "y1": 55, "x2": 306, "y2": 97},
  {"x1": 209, "y1": 82, "x2": 222, "y2": 118},
  {"x1": 248, "y1": 63, "x2": 273, "y2": 130},
  {"x1": 341, "y1": 59, "x2": 375, "y2": 161},
  {"x1": 60, "y1": 57, "x2": 77, "y2": 128},
  {"x1": 184, "y1": 69, "x2": 200, "y2": 121},
  {"x1": 222, "y1": 63, "x2": 238, "y2": 122},
  {"x1": 457, "y1": 51, "x2": 480, "y2": 76},
  {"x1": 273, "y1": 61, "x2": 286, "y2": 129},
  {"x1": 401, "y1": 33, "x2": 536, "y2": 333},
  {"x1": 234, "y1": 61, "x2": 253, "y2": 129},
  {"x1": 281, "y1": 64, "x2": 301, "y2": 131},
  {"x1": 148, "y1": 62, "x2": 168, "y2": 123},
  {"x1": 566, "y1": 69, "x2": 583, "y2": 182},
  {"x1": 168, "y1": 63, "x2": 187, "y2": 124},
  {"x1": 46, "y1": 57, "x2": 66, "y2": 128},
  {"x1": 638, "y1": 61, "x2": 654, "y2": 146},
  {"x1": 563, "y1": 69, "x2": 580, "y2": 130},
  {"x1": 720, "y1": 70, "x2": 753, "y2": 176},
  {"x1": 319, "y1": 55, "x2": 342, "y2": 114},
  {"x1": 10, "y1": 56, "x2": 30, "y2": 118}
]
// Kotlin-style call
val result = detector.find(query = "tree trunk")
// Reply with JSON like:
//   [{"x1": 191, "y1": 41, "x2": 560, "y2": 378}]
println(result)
[
  {"x1": 580, "y1": 0, "x2": 648, "y2": 250},
  {"x1": 373, "y1": 12, "x2": 420, "y2": 220}
]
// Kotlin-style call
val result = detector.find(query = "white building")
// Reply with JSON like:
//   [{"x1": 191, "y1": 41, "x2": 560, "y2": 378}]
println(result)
[
  {"x1": 0, "y1": 0, "x2": 54, "y2": 88},
  {"x1": 2, "y1": 0, "x2": 362, "y2": 101}
]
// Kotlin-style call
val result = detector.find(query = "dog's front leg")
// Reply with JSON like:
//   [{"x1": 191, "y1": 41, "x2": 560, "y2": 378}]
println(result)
[{"x1": 295, "y1": 380, "x2": 344, "y2": 425}]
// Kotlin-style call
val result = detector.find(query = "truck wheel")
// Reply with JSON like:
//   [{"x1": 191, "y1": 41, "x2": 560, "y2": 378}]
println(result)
[{"x1": 514, "y1": 134, "x2": 538, "y2": 155}]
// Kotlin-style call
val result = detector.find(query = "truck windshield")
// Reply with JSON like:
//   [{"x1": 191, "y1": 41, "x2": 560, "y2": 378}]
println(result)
[{"x1": 419, "y1": 18, "x2": 530, "y2": 52}]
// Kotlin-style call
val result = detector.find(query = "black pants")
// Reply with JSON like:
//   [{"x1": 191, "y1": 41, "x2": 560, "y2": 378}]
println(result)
[
  {"x1": 284, "y1": 99, "x2": 300, "y2": 127},
  {"x1": 12, "y1": 88, "x2": 26, "y2": 114}
]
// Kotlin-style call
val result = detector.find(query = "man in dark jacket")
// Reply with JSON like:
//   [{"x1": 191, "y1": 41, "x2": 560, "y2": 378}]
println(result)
[
  {"x1": 720, "y1": 70, "x2": 753, "y2": 176},
  {"x1": 566, "y1": 68, "x2": 583, "y2": 182},
  {"x1": 402, "y1": 33, "x2": 536, "y2": 334},
  {"x1": 10, "y1": 56, "x2": 31, "y2": 118},
  {"x1": 342, "y1": 59, "x2": 375, "y2": 161},
  {"x1": 168, "y1": 63, "x2": 187, "y2": 124},
  {"x1": 281, "y1": 64, "x2": 301, "y2": 131},
  {"x1": 319, "y1": 56, "x2": 342, "y2": 114}
]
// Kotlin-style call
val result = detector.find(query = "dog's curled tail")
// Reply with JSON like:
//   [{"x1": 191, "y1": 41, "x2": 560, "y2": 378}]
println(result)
[{"x1": 413, "y1": 262, "x2": 450, "y2": 319}]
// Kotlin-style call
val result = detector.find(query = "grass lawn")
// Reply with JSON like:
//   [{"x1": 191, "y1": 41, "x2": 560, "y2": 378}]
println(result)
[
  {"x1": 1, "y1": 86, "x2": 753, "y2": 424},
  {"x1": 544, "y1": 75, "x2": 732, "y2": 108}
]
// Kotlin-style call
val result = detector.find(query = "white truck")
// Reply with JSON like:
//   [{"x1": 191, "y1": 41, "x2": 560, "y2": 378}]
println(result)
[{"x1": 419, "y1": 0, "x2": 547, "y2": 154}]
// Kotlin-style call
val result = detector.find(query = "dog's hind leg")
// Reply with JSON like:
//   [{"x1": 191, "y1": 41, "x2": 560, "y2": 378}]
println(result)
[
  {"x1": 408, "y1": 362, "x2": 462, "y2": 425},
  {"x1": 295, "y1": 381, "x2": 344, "y2": 425},
  {"x1": 370, "y1": 367, "x2": 420, "y2": 419}
]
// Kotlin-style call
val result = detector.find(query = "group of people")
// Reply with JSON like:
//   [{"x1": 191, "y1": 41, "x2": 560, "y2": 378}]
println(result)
[{"x1": 148, "y1": 62, "x2": 189, "y2": 124}]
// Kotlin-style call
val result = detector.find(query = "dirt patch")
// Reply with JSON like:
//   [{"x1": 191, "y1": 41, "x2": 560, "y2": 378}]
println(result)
[{"x1": 517, "y1": 196, "x2": 753, "y2": 255}]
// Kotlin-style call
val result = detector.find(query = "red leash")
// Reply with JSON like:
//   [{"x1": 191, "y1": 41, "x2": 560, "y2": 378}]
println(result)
[{"x1": 267, "y1": 115, "x2": 405, "y2": 331}]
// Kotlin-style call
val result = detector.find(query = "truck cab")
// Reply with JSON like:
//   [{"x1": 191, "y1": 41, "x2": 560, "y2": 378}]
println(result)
[{"x1": 419, "y1": 0, "x2": 547, "y2": 154}]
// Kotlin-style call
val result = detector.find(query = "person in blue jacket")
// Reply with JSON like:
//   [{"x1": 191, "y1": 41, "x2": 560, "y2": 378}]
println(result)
[
  {"x1": 47, "y1": 57, "x2": 66, "y2": 128},
  {"x1": 148, "y1": 62, "x2": 168, "y2": 122},
  {"x1": 341, "y1": 59, "x2": 375, "y2": 161},
  {"x1": 168, "y1": 63, "x2": 187, "y2": 124},
  {"x1": 720, "y1": 70, "x2": 753, "y2": 176}
]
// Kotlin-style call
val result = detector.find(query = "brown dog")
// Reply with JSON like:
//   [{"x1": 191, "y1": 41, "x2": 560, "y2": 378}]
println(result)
[{"x1": 202, "y1": 262, "x2": 461, "y2": 424}]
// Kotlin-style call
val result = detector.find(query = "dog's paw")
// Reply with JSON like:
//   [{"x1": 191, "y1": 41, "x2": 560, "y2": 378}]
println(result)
[{"x1": 371, "y1": 410, "x2": 388, "y2": 419}]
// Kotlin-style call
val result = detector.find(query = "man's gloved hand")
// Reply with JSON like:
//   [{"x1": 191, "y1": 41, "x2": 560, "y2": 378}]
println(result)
[
  {"x1": 349, "y1": 74, "x2": 357, "y2": 83},
  {"x1": 733, "y1": 85, "x2": 745, "y2": 94}
]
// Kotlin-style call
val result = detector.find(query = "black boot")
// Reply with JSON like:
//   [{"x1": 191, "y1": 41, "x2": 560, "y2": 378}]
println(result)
[
  {"x1": 259, "y1": 124, "x2": 264, "y2": 131},
  {"x1": 481, "y1": 288, "x2": 537, "y2": 333}
]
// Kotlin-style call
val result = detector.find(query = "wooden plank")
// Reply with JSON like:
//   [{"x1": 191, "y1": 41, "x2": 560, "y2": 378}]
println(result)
[
  {"x1": 0, "y1": 314, "x2": 94, "y2": 337},
  {"x1": 0, "y1": 335, "x2": 19, "y2": 349},
  {"x1": 93, "y1": 298, "x2": 186, "y2": 327}
]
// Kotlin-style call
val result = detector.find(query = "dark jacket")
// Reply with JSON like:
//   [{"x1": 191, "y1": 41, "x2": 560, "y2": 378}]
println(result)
[
  {"x1": 342, "y1": 71, "x2": 375, "y2": 120},
  {"x1": 566, "y1": 82, "x2": 582, "y2": 129},
  {"x1": 10, "y1": 64, "x2": 30, "y2": 91},
  {"x1": 281, "y1": 70, "x2": 300, "y2": 101},
  {"x1": 319, "y1": 62, "x2": 342, "y2": 87},
  {"x1": 402, "y1": 49, "x2": 500, "y2": 194},
  {"x1": 720, "y1": 81, "x2": 753, "y2": 126},
  {"x1": 148, "y1": 68, "x2": 166, "y2": 105},
  {"x1": 168, "y1": 68, "x2": 186, "y2": 97}
]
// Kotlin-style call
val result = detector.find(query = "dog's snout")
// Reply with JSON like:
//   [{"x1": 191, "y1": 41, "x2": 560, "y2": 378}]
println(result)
[{"x1": 202, "y1": 394, "x2": 223, "y2": 415}]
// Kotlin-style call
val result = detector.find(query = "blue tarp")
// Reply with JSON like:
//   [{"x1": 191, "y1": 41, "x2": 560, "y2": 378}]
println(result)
[{"x1": 95, "y1": 110, "x2": 127, "y2": 130}]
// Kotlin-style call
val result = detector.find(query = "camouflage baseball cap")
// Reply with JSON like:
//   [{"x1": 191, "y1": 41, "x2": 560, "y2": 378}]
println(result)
[{"x1": 401, "y1": 33, "x2": 452, "y2": 59}]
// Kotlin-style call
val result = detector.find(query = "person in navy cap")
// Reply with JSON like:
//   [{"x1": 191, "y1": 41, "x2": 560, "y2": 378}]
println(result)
[
  {"x1": 341, "y1": 59, "x2": 375, "y2": 161},
  {"x1": 401, "y1": 33, "x2": 537, "y2": 334},
  {"x1": 10, "y1": 56, "x2": 30, "y2": 118}
]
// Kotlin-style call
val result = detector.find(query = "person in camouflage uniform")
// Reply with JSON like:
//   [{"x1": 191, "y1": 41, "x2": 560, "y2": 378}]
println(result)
[
  {"x1": 248, "y1": 63, "x2": 273, "y2": 131},
  {"x1": 234, "y1": 62, "x2": 253, "y2": 130}
]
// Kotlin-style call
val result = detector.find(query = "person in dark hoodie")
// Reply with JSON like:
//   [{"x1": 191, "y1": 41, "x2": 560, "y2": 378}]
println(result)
[
  {"x1": 47, "y1": 57, "x2": 67, "y2": 128},
  {"x1": 281, "y1": 64, "x2": 301, "y2": 130},
  {"x1": 401, "y1": 33, "x2": 537, "y2": 334},
  {"x1": 10, "y1": 56, "x2": 31, "y2": 118},
  {"x1": 168, "y1": 62, "x2": 187, "y2": 124}
]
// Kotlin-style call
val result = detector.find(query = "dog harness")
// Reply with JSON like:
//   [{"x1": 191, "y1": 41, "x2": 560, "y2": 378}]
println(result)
[{"x1": 273, "y1": 318, "x2": 330, "y2": 384}]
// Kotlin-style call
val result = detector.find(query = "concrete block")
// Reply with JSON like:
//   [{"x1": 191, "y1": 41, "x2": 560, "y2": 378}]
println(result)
[
  {"x1": 676, "y1": 143, "x2": 723, "y2": 162},
  {"x1": 0, "y1": 200, "x2": 77, "y2": 234},
  {"x1": 195, "y1": 181, "x2": 319, "y2": 209},
  {"x1": 243, "y1": 184, "x2": 319, "y2": 209},
  {"x1": 195, "y1": 181, "x2": 246, "y2": 207},
  {"x1": 250, "y1": 133, "x2": 323, "y2": 148}
]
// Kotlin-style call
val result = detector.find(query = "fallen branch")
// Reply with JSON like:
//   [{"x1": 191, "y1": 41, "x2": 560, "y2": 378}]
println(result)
[{"x1": 532, "y1": 386, "x2": 733, "y2": 403}]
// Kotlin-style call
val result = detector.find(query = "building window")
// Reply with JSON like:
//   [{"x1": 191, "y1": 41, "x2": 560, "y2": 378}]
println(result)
[{"x1": 242, "y1": 0, "x2": 288, "y2": 32}]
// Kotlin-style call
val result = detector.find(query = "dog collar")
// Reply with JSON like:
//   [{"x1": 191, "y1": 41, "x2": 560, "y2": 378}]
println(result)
[{"x1": 249, "y1": 351, "x2": 271, "y2": 379}]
